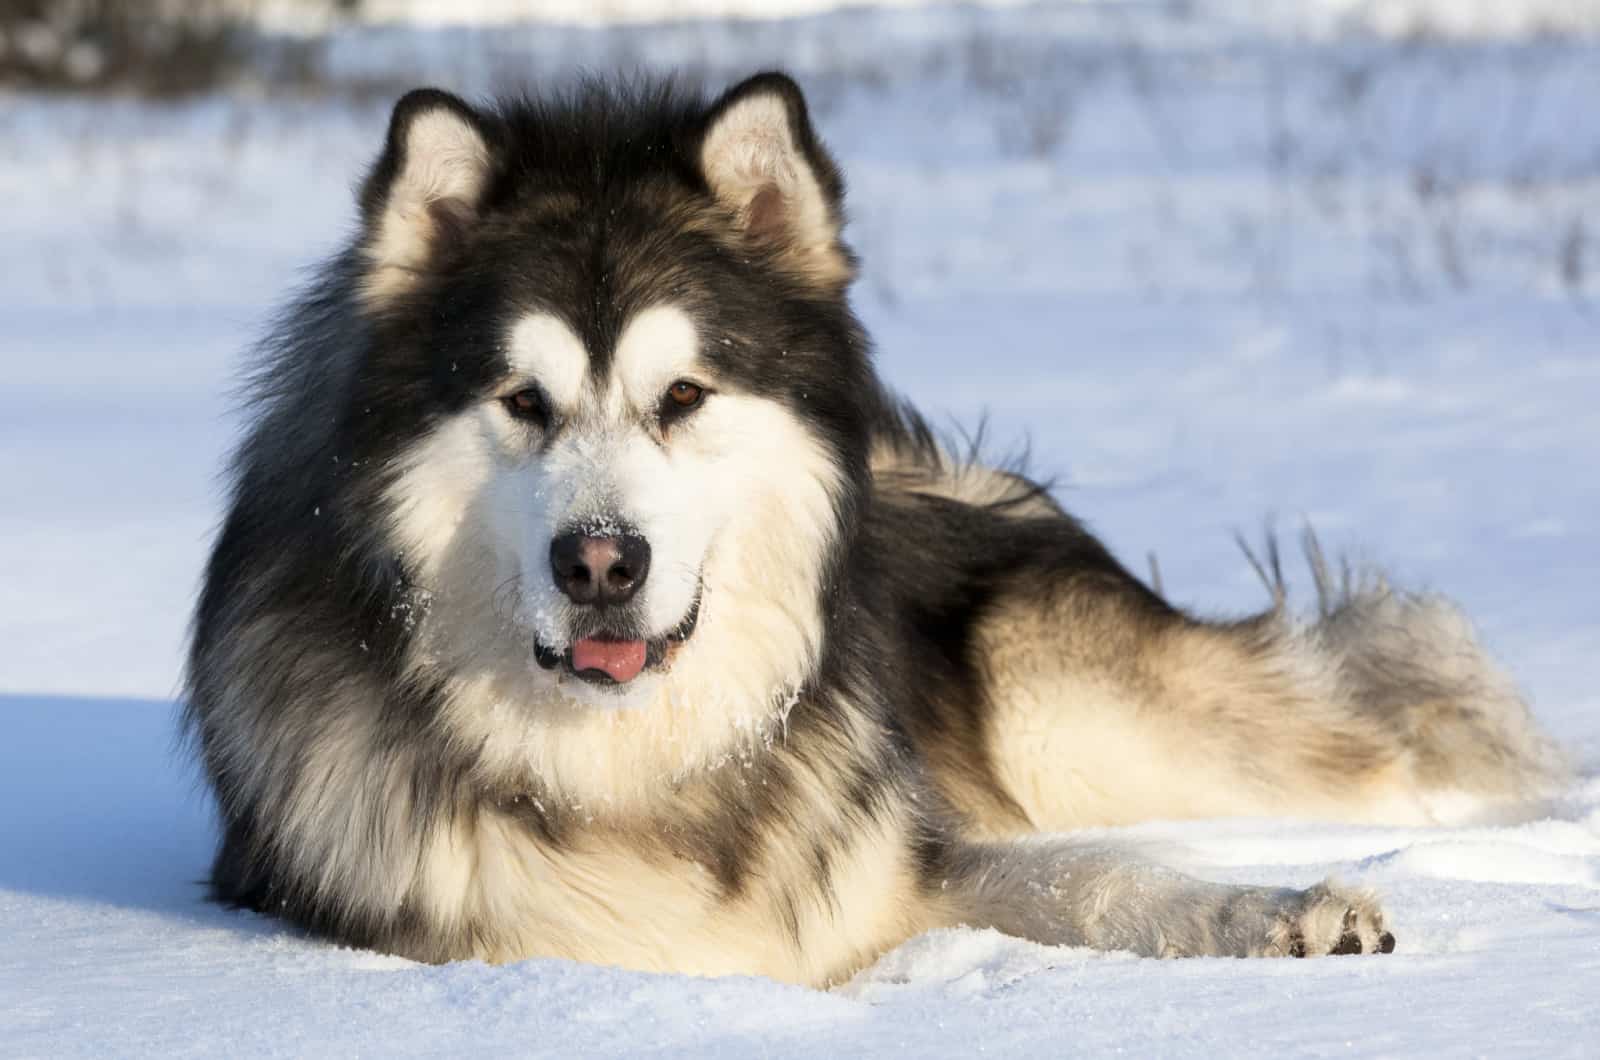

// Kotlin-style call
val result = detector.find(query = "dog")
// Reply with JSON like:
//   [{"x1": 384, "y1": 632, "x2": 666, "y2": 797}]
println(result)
[{"x1": 185, "y1": 73, "x2": 1568, "y2": 986}]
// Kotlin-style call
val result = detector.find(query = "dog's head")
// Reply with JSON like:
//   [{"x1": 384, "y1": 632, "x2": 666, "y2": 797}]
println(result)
[{"x1": 346, "y1": 75, "x2": 871, "y2": 714}]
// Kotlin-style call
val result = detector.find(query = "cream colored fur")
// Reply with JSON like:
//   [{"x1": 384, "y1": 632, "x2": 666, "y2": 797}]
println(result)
[
  {"x1": 411, "y1": 762, "x2": 933, "y2": 985},
  {"x1": 870, "y1": 436, "x2": 1061, "y2": 516},
  {"x1": 974, "y1": 556, "x2": 1570, "y2": 837}
]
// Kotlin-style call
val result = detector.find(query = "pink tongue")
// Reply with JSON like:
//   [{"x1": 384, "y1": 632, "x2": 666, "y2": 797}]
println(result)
[{"x1": 571, "y1": 638, "x2": 648, "y2": 683}]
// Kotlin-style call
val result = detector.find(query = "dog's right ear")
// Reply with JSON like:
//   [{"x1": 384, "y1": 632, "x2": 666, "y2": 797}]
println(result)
[{"x1": 357, "y1": 89, "x2": 494, "y2": 310}]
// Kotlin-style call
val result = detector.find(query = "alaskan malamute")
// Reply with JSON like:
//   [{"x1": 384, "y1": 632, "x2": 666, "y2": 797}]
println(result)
[{"x1": 186, "y1": 74, "x2": 1566, "y2": 984}]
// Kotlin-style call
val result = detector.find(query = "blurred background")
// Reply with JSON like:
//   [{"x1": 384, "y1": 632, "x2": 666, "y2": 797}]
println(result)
[{"x1": 1, "y1": 1, "x2": 1597, "y2": 750}]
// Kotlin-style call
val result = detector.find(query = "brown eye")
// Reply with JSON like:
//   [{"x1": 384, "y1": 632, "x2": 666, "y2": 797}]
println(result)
[
  {"x1": 667, "y1": 381, "x2": 704, "y2": 408},
  {"x1": 504, "y1": 387, "x2": 549, "y2": 424}
]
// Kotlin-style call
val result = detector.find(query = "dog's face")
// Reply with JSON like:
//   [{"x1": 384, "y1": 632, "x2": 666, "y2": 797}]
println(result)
[
  {"x1": 433, "y1": 299, "x2": 831, "y2": 704},
  {"x1": 352, "y1": 77, "x2": 869, "y2": 713}
]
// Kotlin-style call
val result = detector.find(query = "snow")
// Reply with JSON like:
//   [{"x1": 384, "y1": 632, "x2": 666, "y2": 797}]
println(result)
[
  {"x1": 263, "y1": 0, "x2": 1600, "y2": 39},
  {"x1": 2, "y1": 1, "x2": 1598, "y2": 1054}
]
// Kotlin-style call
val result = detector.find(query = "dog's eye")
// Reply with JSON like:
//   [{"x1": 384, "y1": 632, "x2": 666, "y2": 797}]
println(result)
[
  {"x1": 666, "y1": 381, "x2": 704, "y2": 409},
  {"x1": 659, "y1": 381, "x2": 706, "y2": 428},
  {"x1": 504, "y1": 387, "x2": 549, "y2": 425}
]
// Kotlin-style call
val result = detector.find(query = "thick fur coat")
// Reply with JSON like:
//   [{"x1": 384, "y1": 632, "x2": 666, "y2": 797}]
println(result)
[{"x1": 185, "y1": 73, "x2": 1568, "y2": 986}]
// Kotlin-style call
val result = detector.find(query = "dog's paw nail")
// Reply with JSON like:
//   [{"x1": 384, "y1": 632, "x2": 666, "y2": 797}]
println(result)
[{"x1": 1378, "y1": 931, "x2": 1396, "y2": 954}]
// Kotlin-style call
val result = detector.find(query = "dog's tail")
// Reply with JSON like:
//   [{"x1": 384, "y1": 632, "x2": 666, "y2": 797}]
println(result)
[{"x1": 1225, "y1": 529, "x2": 1570, "y2": 821}]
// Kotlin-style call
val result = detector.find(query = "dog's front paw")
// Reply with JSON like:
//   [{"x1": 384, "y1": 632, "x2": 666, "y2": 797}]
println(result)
[{"x1": 1266, "y1": 881, "x2": 1395, "y2": 957}]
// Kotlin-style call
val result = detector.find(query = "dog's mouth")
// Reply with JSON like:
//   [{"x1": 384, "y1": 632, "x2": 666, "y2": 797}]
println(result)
[{"x1": 532, "y1": 593, "x2": 701, "y2": 687}]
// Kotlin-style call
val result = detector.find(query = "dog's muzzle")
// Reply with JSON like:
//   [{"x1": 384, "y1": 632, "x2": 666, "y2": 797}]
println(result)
[
  {"x1": 533, "y1": 590, "x2": 701, "y2": 687},
  {"x1": 536, "y1": 523, "x2": 698, "y2": 686}
]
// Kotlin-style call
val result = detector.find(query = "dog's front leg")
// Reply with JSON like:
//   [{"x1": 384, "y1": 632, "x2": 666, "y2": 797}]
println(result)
[{"x1": 939, "y1": 839, "x2": 1395, "y2": 958}]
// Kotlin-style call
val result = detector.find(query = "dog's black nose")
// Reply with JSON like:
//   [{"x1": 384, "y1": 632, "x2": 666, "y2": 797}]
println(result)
[{"x1": 550, "y1": 531, "x2": 651, "y2": 605}]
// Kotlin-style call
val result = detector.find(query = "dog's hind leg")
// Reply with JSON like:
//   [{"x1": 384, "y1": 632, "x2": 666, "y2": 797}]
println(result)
[{"x1": 932, "y1": 837, "x2": 1395, "y2": 959}]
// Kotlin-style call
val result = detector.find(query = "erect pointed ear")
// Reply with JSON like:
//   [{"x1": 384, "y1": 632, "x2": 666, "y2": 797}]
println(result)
[
  {"x1": 356, "y1": 88, "x2": 494, "y2": 310},
  {"x1": 698, "y1": 73, "x2": 854, "y2": 289}
]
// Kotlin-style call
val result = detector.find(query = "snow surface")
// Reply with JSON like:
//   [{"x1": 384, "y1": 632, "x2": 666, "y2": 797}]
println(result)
[
  {"x1": 262, "y1": 0, "x2": 1600, "y2": 39},
  {"x1": 2, "y1": 1, "x2": 1598, "y2": 1055}
]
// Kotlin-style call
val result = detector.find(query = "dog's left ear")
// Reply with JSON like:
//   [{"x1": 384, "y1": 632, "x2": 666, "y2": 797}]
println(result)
[{"x1": 699, "y1": 73, "x2": 854, "y2": 289}]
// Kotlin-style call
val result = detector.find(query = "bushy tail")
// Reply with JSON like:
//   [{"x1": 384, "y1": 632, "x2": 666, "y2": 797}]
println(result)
[{"x1": 1237, "y1": 529, "x2": 1571, "y2": 815}]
